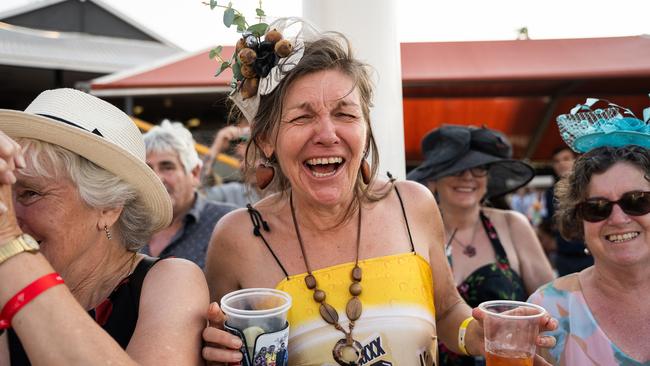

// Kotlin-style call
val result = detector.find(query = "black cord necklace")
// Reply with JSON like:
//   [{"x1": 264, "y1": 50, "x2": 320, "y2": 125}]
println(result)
[{"x1": 446, "y1": 217, "x2": 480, "y2": 258}]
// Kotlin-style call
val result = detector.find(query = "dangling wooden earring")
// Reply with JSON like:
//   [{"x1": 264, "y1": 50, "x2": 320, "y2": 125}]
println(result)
[
  {"x1": 360, "y1": 159, "x2": 371, "y2": 185},
  {"x1": 256, "y1": 159, "x2": 275, "y2": 190}
]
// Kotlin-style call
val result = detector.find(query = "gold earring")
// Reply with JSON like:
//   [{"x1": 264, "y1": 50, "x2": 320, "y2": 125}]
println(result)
[{"x1": 104, "y1": 225, "x2": 112, "y2": 240}]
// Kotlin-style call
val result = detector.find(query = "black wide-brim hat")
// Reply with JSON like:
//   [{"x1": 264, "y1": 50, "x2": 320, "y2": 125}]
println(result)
[{"x1": 407, "y1": 125, "x2": 534, "y2": 199}]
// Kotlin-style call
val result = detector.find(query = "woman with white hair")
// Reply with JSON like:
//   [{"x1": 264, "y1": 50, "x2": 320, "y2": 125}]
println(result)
[{"x1": 0, "y1": 88, "x2": 208, "y2": 365}]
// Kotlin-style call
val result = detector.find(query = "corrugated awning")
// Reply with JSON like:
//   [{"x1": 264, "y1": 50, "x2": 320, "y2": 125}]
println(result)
[{"x1": 0, "y1": 22, "x2": 181, "y2": 73}]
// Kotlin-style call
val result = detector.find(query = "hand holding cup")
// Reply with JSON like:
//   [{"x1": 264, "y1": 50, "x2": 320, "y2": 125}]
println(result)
[{"x1": 473, "y1": 301, "x2": 557, "y2": 366}]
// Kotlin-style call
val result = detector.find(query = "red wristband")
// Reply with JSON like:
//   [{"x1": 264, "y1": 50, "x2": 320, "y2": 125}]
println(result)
[{"x1": 0, "y1": 273, "x2": 64, "y2": 330}]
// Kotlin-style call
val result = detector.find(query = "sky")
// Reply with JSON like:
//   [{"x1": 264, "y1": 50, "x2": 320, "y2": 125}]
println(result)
[{"x1": 1, "y1": 0, "x2": 649, "y2": 51}]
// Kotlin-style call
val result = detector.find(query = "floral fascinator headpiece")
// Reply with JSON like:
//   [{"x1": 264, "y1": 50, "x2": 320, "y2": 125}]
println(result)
[
  {"x1": 209, "y1": 4, "x2": 318, "y2": 123},
  {"x1": 557, "y1": 96, "x2": 650, "y2": 153}
]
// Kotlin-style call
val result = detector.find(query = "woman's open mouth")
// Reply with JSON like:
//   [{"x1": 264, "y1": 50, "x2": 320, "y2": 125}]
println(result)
[{"x1": 304, "y1": 156, "x2": 344, "y2": 178}]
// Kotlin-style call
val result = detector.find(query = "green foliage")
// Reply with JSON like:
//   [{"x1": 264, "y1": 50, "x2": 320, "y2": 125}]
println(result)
[
  {"x1": 247, "y1": 23, "x2": 268, "y2": 37},
  {"x1": 223, "y1": 7, "x2": 235, "y2": 27},
  {"x1": 215, "y1": 61, "x2": 231, "y2": 76},
  {"x1": 233, "y1": 14, "x2": 246, "y2": 32},
  {"x1": 232, "y1": 62, "x2": 244, "y2": 81},
  {"x1": 210, "y1": 1, "x2": 269, "y2": 84},
  {"x1": 209, "y1": 45, "x2": 223, "y2": 59}
]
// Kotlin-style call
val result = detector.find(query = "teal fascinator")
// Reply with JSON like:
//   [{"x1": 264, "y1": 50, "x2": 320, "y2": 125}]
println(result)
[{"x1": 557, "y1": 96, "x2": 650, "y2": 153}]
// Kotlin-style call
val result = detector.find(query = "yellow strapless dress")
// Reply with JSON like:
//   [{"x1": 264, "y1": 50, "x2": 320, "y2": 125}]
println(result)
[{"x1": 276, "y1": 252, "x2": 437, "y2": 366}]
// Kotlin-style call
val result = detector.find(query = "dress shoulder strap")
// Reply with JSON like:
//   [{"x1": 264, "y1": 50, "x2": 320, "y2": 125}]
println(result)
[
  {"x1": 246, "y1": 204, "x2": 289, "y2": 278},
  {"x1": 478, "y1": 211, "x2": 509, "y2": 262},
  {"x1": 393, "y1": 184, "x2": 416, "y2": 253}
]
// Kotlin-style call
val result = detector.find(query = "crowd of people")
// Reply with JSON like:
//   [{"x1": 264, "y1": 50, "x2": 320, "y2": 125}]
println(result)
[{"x1": 0, "y1": 17, "x2": 648, "y2": 366}]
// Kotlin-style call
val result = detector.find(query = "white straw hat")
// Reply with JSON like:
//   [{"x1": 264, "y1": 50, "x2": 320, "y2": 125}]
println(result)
[{"x1": 0, "y1": 88, "x2": 172, "y2": 231}]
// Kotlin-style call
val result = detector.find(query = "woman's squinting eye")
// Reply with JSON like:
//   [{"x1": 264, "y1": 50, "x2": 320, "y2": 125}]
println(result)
[
  {"x1": 336, "y1": 112, "x2": 358, "y2": 120},
  {"x1": 16, "y1": 189, "x2": 41, "y2": 203},
  {"x1": 289, "y1": 114, "x2": 312, "y2": 124}
]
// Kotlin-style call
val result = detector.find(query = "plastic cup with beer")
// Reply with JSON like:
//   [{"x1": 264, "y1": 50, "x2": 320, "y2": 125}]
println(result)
[
  {"x1": 221, "y1": 288, "x2": 292, "y2": 364},
  {"x1": 478, "y1": 300, "x2": 546, "y2": 366}
]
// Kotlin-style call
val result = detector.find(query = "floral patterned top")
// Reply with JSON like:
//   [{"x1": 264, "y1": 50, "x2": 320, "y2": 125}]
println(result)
[
  {"x1": 528, "y1": 274, "x2": 650, "y2": 366},
  {"x1": 440, "y1": 211, "x2": 527, "y2": 366}
]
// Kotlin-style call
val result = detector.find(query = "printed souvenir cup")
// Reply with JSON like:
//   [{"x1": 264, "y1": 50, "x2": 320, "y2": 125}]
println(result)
[
  {"x1": 478, "y1": 300, "x2": 546, "y2": 366},
  {"x1": 221, "y1": 288, "x2": 292, "y2": 366}
]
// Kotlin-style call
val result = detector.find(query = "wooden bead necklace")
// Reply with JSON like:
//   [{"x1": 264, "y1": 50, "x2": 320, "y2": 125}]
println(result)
[{"x1": 289, "y1": 193, "x2": 363, "y2": 366}]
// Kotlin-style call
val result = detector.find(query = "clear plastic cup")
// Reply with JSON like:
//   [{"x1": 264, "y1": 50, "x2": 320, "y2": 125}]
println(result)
[
  {"x1": 478, "y1": 300, "x2": 546, "y2": 366},
  {"x1": 221, "y1": 288, "x2": 292, "y2": 361}
]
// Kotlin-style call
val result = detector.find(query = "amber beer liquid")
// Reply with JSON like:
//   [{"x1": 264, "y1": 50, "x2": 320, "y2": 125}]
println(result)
[{"x1": 486, "y1": 349, "x2": 533, "y2": 366}]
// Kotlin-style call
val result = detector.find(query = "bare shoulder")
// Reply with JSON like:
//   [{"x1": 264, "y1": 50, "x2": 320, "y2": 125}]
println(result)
[
  {"x1": 391, "y1": 180, "x2": 436, "y2": 211},
  {"x1": 483, "y1": 207, "x2": 529, "y2": 228},
  {"x1": 146, "y1": 257, "x2": 204, "y2": 278},
  {"x1": 142, "y1": 258, "x2": 208, "y2": 296},
  {"x1": 393, "y1": 179, "x2": 434, "y2": 197},
  {"x1": 210, "y1": 208, "x2": 258, "y2": 252}
]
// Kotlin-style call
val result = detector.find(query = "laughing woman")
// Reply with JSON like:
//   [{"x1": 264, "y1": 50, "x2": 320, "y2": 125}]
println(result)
[
  {"x1": 201, "y1": 22, "x2": 556, "y2": 366},
  {"x1": 0, "y1": 89, "x2": 208, "y2": 365}
]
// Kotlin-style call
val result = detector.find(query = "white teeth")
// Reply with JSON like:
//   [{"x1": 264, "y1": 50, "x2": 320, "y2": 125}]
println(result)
[
  {"x1": 306, "y1": 157, "x2": 343, "y2": 165},
  {"x1": 455, "y1": 187, "x2": 474, "y2": 192},
  {"x1": 312, "y1": 170, "x2": 337, "y2": 178},
  {"x1": 606, "y1": 232, "x2": 639, "y2": 243}
]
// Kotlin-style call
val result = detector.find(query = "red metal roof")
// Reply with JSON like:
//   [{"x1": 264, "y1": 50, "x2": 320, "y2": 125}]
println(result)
[
  {"x1": 90, "y1": 46, "x2": 235, "y2": 90},
  {"x1": 401, "y1": 36, "x2": 650, "y2": 83}
]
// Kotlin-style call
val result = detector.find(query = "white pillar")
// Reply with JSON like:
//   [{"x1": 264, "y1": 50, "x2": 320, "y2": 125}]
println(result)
[{"x1": 302, "y1": 0, "x2": 406, "y2": 179}]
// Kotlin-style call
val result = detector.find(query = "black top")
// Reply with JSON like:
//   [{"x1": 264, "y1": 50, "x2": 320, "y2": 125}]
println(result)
[{"x1": 8, "y1": 257, "x2": 159, "y2": 365}]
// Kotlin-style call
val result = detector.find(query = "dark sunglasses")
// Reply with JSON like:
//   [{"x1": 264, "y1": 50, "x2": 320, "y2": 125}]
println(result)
[
  {"x1": 453, "y1": 166, "x2": 489, "y2": 178},
  {"x1": 578, "y1": 191, "x2": 650, "y2": 222}
]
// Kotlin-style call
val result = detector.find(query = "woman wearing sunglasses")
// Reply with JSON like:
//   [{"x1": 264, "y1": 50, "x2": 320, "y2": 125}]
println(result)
[
  {"x1": 529, "y1": 100, "x2": 650, "y2": 365},
  {"x1": 408, "y1": 125, "x2": 555, "y2": 366}
]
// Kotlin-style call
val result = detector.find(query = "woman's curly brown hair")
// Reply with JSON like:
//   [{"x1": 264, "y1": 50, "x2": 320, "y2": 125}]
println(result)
[{"x1": 555, "y1": 145, "x2": 650, "y2": 241}]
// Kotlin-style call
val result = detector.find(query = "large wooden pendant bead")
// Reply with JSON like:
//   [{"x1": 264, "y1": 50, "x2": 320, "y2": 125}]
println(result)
[
  {"x1": 332, "y1": 338, "x2": 363, "y2": 366},
  {"x1": 346, "y1": 297, "x2": 362, "y2": 321},
  {"x1": 319, "y1": 303, "x2": 339, "y2": 324}
]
